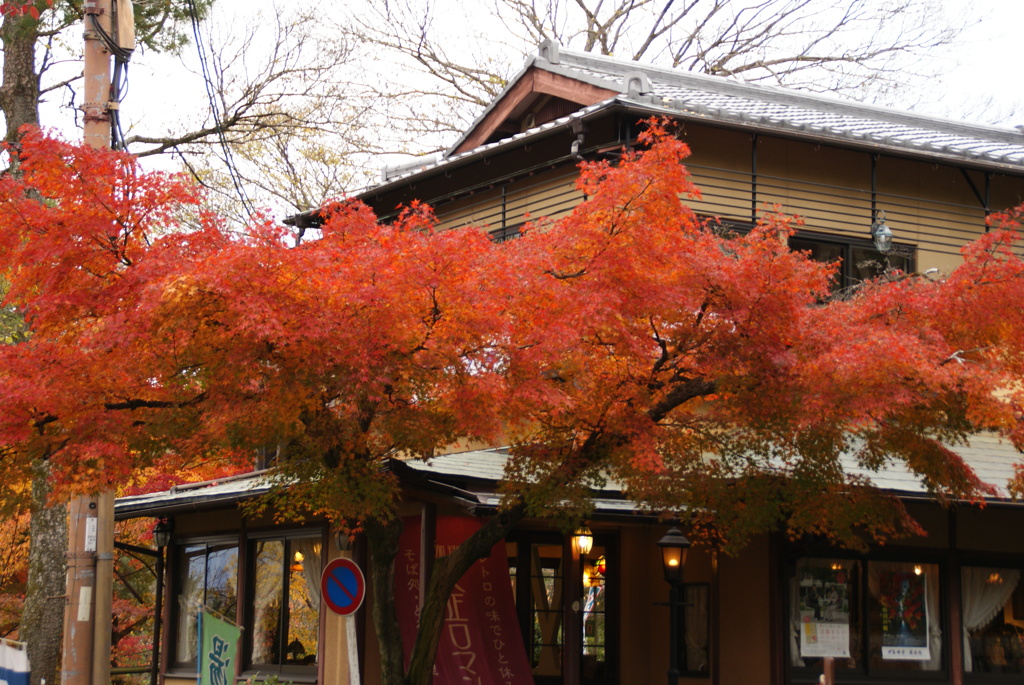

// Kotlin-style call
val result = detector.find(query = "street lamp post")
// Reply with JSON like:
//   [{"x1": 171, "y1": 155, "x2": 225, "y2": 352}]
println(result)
[{"x1": 658, "y1": 528, "x2": 691, "y2": 685}]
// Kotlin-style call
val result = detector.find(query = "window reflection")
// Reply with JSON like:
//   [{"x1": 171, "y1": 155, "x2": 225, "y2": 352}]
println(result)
[
  {"x1": 250, "y1": 536, "x2": 322, "y2": 669},
  {"x1": 174, "y1": 542, "x2": 238, "y2": 664}
]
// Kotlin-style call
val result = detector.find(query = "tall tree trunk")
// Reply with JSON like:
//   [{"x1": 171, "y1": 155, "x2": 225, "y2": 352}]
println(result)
[
  {"x1": 20, "y1": 460, "x2": 67, "y2": 685},
  {"x1": 364, "y1": 516, "x2": 406, "y2": 685},
  {"x1": 0, "y1": 9, "x2": 41, "y2": 143},
  {"x1": 3, "y1": 13, "x2": 65, "y2": 685},
  {"x1": 364, "y1": 503, "x2": 528, "y2": 685}
]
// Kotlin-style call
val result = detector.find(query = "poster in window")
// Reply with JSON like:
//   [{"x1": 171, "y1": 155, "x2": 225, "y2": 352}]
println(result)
[
  {"x1": 798, "y1": 567, "x2": 851, "y2": 658},
  {"x1": 878, "y1": 571, "x2": 930, "y2": 660}
]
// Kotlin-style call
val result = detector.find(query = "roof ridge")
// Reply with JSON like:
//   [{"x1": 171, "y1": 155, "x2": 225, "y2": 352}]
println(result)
[{"x1": 548, "y1": 46, "x2": 1024, "y2": 145}]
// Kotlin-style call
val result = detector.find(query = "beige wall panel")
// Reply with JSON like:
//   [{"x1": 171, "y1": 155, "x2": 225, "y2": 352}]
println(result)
[
  {"x1": 435, "y1": 168, "x2": 582, "y2": 233},
  {"x1": 505, "y1": 168, "x2": 582, "y2": 224},
  {"x1": 877, "y1": 158, "x2": 987, "y2": 269},
  {"x1": 684, "y1": 125, "x2": 755, "y2": 222},
  {"x1": 435, "y1": 187, "x2": 505, "y2": 231},
  {"x1": 718, "y1": 535, "x2": 772, "y2": 685},
  {"x1": 756, "y1": 138, "x2": 873, "y2": 239},
  {"x1": 957, "y1": 506, "x2": 1024, "y2": 554}
]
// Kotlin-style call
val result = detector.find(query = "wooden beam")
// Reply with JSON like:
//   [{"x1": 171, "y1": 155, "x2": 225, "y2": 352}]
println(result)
[{"x1": 453, "y1": 68, "x2": 618, "y2": 155}]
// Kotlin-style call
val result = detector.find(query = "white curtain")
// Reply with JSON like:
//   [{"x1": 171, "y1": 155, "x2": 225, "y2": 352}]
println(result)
[
  {"x1": 294, "y1": 537, "x2": 323, "y2": 611},
  {"x1": 961, "y1": 567, "x2": 1021, "y2": 672},
  {"x1": 684, "y1": 585, "x2": 709, "y2": 672}
]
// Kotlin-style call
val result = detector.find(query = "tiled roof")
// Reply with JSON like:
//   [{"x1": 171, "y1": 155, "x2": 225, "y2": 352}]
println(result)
[
  {"x1": 406, "y1": 434, "x2": 1023, "y2": 504},
  {"x1": 114, "y1": 436, "x2": 1022, "y2": 520},
  {"x1": 114, "y1": 472, "x2": 274, "y2": 520},
  {"x1": 449, "y1": 42, "x2": 1024, "y2": 172}
]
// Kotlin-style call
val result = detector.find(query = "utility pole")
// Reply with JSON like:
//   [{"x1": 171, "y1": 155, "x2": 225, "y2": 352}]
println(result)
[{"x1": 62, "y1": 1, "x2": 116, "y2": 684}]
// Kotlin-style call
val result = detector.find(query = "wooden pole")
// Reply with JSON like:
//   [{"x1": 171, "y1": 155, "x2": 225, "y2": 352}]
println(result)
[
  {"x1": 62, "y1": 2, "x2": 114, "y2": 684},
  {"x1": 820, "y1": 656, "x2": 835, "y2": 685},
  {"x1": 62, "y1": 496, "x2": 98, "y2": 685}
]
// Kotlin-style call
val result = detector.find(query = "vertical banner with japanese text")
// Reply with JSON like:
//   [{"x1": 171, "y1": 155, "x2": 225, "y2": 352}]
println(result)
[
  {"x1": 397, "y1": 515, "x2": 533, "y2": 685},
  {"x1": 200, "y1": 608, "x2": 240, "y2": 685}
]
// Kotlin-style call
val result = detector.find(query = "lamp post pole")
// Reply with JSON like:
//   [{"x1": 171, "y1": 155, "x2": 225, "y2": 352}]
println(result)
[
  {"x1": 658, "y1": 527, "x2": 691, "y2": 685},
  {"x1": 667, "y1": 582, "x2": 681, "y2": 685}
]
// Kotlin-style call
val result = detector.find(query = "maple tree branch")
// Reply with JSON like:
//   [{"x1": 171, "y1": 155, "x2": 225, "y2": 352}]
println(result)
[
  {"x1": 649, "y1": 376, "x2": 718, "y2": 422},
  {"x1": 103, "y1": 393, "x2": 207, "y2": 411}
]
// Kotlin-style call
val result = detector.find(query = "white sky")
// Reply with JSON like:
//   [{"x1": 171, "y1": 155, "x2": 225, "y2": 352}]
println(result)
[{"x1": 36, "y1": 0, "x2": 1024, "y2": 179}]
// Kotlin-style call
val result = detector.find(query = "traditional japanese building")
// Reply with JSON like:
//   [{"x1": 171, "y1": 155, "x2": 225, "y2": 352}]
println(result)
[{"x1": 116, "y1": 41, "x2": 1024, "y2": 685}]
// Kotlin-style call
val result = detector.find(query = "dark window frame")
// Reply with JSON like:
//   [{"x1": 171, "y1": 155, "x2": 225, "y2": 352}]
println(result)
[
  {"x1": 167, "y1": 526, "x2": 326, "y2": 679},
  {"x1": 244, "y1": 530, "x2": 325, "y2": 677},
  {"x1": 508, "y1": 529, "x2": 621, "y2": 685},
  {"x1": 784, "y1": 549, "x2": 950, "y2": 685},
  {"x1": 168, "y1": 535, "x2": 241, "y2": 671}
]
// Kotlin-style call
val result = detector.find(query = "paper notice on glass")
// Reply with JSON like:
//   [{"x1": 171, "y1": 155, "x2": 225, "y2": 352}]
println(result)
[{"x1": 798, "y1": 568, "x2": 852, "y2": 658}]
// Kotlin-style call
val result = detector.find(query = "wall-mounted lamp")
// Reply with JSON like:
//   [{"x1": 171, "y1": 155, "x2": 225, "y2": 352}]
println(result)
[
  {"x1": 870, "y1": 210, "x2": 894, "y2": 254},
  {"x1": 573, "y1": 525, "x2": 594, "y2": 556},
  {"x1": 152, "y1": 517, "x2": 174, "y2": 548}
]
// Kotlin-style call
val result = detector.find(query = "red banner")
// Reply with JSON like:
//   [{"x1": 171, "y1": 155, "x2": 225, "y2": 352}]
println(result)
[{"x1": 397, "y1": 515, "x2": 533, "y2": 685}]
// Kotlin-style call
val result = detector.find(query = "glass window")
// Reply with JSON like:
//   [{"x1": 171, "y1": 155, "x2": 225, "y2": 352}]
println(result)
[
  {"x1": 508, "y1": 533, "x2": 619, "y2": 685},
  {"x1": 174, "y1": 542, "x2": 239, "y2": 664},
  {"x1": 249, "y1": 535, "x2": 322, "y2": 671},
  {"x1": 582, "y1": 546, "x2": 608, "y2": 679},
  {"x1": 788, "y1": 558, "x2": 942, "y2": 676},
  {"x1": 529, "y1": 542, "x2": 564, "y2": 678},
  {"x1": 962, "y1": 567, "x2": 1024, "y2": 674},
  {"x1": 681, "y1": 583, "x2": 711, "y2": 677},
  {"x1": 790, "y1": 234, "x2": 914, "y2": 296},
  {"x1": 789, "y1": 558, "x2": 862, "y2": 671}
]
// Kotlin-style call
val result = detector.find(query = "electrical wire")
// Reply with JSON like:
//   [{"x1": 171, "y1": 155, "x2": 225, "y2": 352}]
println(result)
[
  {"x1": 186, "y1": 0, "x2": 256, "y2": 217},
  {"x1": 88, "y1": 11, "x2": 132, "y2": 150}
]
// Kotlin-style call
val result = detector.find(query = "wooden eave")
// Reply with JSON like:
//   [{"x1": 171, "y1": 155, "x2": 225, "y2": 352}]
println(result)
[{"x1": 452, "y1": 67, "x2": 618, "y2": 155}]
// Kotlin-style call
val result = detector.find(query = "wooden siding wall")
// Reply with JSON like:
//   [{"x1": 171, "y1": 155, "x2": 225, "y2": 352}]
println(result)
[
  {"x1": 433, "y1": 165, "x2": 584, "y2": 233},
  {"x1": 419, "y1": 122, "x2": 1024, "y2": 278}
]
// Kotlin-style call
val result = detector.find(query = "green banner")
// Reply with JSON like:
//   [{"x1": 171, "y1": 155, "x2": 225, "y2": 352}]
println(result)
[{"x1": 200, "y1": 608, "x2": 240, "y2": 685}]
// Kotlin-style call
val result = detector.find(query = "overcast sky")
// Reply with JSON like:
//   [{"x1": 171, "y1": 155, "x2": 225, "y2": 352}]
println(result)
[{"x1": 37, "y1": 0, "x2": 1023, "y2": 181}]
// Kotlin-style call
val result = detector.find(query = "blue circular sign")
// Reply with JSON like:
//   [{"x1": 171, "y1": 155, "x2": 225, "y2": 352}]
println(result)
[{"x1": 320, "y1": 558, "x2": 366, "y2": 615}]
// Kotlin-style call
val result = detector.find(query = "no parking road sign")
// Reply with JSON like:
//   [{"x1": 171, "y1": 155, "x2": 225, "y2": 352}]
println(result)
[{"x1": 321, "y1": 558, "x2": 366, "y2": 616}]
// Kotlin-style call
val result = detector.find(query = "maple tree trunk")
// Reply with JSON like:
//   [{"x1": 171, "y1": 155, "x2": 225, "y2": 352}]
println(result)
[
  {"x1": 20, "y1": 460, "x2": 67, "y2": 685},
  {"x1": 0, "y1": 8, "x2": 40, "y2": 143},
  {"x1": 364, "y1": 516, "x2": 407, "y2": 685},
  {"x1": 2, "y1": 14, "x2": 66, "y2": 685},
  {"x1": 364, "y1": 503, "x2": 528, "y2": 685},
  {"x1": 405, "y1": 505, "x2": 527, "y2": 685}
]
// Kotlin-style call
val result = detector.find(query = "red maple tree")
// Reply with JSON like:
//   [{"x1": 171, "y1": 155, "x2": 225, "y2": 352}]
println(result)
[
  {"x1": 1, "y1": 125, "x2": 1022, "y2": 685},
  {"x1": 0, "y1": 0, "x2": 51, "y2": 19}
]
